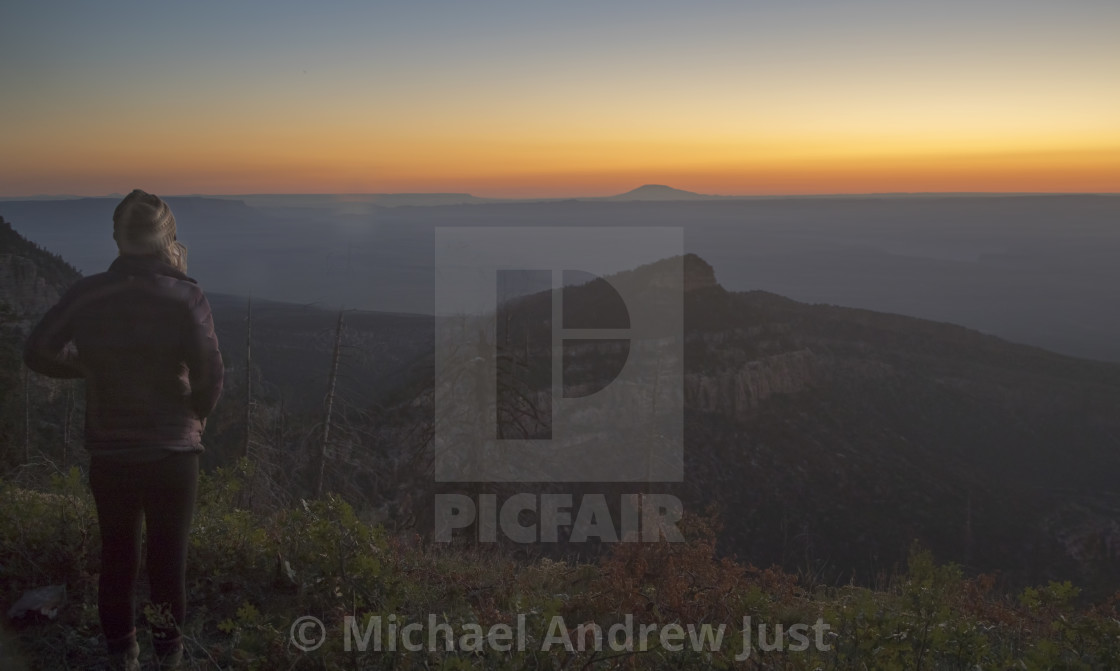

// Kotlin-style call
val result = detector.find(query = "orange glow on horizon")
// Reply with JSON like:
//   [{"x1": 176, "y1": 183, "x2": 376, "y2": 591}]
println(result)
[
  {"x1": 3, "y1": 67, "x2": 1117, "y2": 198},
  {"x1": 4, "y1": 2, "x2": 1119, "y2": 198},
  {"x1": 2, "y1": 143, "x2": 1115, "y2": 199}
]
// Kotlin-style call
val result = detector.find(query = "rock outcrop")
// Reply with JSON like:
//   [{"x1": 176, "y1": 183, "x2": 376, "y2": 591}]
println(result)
[
  {"x1": 682, "y1": 253, "x2": 717, "y2": 292},
  {"x1": 0, "y1": 253, "x2": 63, "y2": 321},
  {"x1": 685, "y1": 348, "x2": 818, "y2": 420}
]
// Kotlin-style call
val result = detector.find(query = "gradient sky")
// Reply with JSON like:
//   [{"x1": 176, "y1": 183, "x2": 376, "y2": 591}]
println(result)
[{"x1": 1, "y1": 0, "x2": 1117, "y2": 197}]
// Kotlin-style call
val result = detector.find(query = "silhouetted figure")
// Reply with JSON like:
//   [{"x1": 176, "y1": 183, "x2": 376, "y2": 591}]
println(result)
[{"x1": 24, "y1": 189, "x2": 223, "y2": 670}]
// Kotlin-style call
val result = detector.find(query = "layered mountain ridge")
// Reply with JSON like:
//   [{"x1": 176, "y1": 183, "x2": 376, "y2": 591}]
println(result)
[{"x1": 3, "y1": 221, "x2": 1119, "y2": 593}]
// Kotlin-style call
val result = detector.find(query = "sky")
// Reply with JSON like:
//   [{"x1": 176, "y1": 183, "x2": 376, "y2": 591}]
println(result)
[{"x1": 1, "y1": 0, "x2": 1117, "y2": 198}]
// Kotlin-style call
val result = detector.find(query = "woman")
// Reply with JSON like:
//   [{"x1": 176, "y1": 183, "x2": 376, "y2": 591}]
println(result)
[{"x1": 24, "y1": 189, "x2": 224, "y2": 670}]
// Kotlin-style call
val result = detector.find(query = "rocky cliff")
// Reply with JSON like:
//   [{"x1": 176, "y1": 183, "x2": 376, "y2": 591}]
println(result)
[
  {"x1": 685, "y1": 348, "x2": 818, "y2": 420},
  {"x1": 0, "y1": 254, "x2": 64, "y2": 322},
  {"x1": 0, "y1": 217, "x2": 84, "y2": 471},
  {"x1": 0, "y1": 217, "x2": 80, "y2": 323}
]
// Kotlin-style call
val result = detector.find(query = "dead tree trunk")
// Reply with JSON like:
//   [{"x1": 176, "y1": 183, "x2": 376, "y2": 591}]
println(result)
[
  {"x1": 314, "y1": 309, "x2": 345, "y2": 498},
  {"x1": 23, "y1": 365, "x2": 30, "y2": 463},
  {"x1": 243, "y1": 297, "x2": 253, "y2": 460},
  {"x1": 62, "y1": 383, "x2": 73, "y2": 466}
]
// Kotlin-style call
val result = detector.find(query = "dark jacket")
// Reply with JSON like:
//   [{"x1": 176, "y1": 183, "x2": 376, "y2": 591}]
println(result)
[{"x1": 24, "y1": 255, "x2": 224, "y2": 460}]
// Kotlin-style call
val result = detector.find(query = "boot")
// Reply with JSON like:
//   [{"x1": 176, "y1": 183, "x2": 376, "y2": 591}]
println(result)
[
  {"x1": 106, "y1": 639, "x2": 140, "y2": 671},
  {"x1": 154, "y1": 641, "x2": 183, "y2": 669}
]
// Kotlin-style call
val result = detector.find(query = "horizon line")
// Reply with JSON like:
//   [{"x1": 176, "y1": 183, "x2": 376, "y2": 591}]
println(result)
[{"x1": 2, "y1": 189, "x2": 1118, "y2": 202}]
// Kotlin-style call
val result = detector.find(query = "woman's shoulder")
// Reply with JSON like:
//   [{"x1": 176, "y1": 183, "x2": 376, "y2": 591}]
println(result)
[
  {"x1": 54, "y1": 269, "x2": 123, "y2": 302},
  {"x1": 59, "y1": 266, "x2": 209, "y2": 313},
  {"x1": 150, "y1": 274, "x2": 211, "y2": 312}
]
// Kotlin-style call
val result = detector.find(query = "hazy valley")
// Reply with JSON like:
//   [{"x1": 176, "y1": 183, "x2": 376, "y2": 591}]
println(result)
[
  {"x1": 3, "y1": 191, "x2": 1120, "y2": 362},
  {"x1": 4, "y1": 207, "x2": 1120, "y2": 595}
]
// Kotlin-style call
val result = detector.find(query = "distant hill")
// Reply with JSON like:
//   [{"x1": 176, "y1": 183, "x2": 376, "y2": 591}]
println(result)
[
  {"x1": 604, "y1": 184, "x2": 717, "y2": 201},
  {"x1": 423, "y1": 253, "x2": 1120, "y2": 593}
]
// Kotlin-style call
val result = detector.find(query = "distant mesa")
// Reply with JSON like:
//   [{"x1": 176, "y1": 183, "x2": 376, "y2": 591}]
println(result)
[
  {"x1": 369, "y1": 193, "x2": 492, "y2": 207},
  {"x1": 606, "y1": 184, "x2": 713, "y2": 201}
]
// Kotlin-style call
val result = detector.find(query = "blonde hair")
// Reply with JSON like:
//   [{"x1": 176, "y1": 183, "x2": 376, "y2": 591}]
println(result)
[
  {"x1": 113, "y1": 189, "x2": 188, "y2": 272},
  {"x1": 156, "y1": 240, "x2": 189, "y2": 273}
]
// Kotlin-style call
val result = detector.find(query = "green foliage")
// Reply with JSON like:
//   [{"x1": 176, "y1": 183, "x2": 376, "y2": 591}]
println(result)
[
  {"x1": 5, "y1": 469, "x2": 1120, "y2": 669},
  {"x1": 191, "y1": 459, "x2": 269, "y2": 576},
  {"x1": 0, "y1": 466, "x2": 97, "y2": 588}
]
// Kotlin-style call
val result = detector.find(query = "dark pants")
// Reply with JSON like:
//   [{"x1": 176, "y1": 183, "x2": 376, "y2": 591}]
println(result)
[{"x1": 89, "y1": 452, "x2": 198, "y2": 655}]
